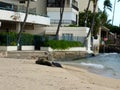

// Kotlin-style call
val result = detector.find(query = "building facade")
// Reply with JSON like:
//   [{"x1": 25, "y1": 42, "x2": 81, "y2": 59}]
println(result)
[
  {"x1": 78, "y1": 0, "x2": 94, "y2": 12},
  {"x1": 0, "y1": 0, "x2": 50, "y2": 33},
  {"x1": 47, "y1": 0, "x2": 79, "y2": 26}
]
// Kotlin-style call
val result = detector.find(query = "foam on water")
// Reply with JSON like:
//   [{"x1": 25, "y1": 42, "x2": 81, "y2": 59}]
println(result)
[
  {"x1": 62, "y1": 53, "x2": 120, "y2": 79},
  {"x1": 99, "y1": 53, "x2": 118, "y2": 56},
  {"x1": 80, "y1": 62, "x2": 104, "y2": 69},
  {"x1": 79, "y1": 53, "x2": 120, "y2": 79}
]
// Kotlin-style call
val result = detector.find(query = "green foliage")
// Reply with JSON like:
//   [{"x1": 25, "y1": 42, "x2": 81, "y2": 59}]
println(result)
[
  {"x1": 20, "y1": 33, "x2": 34, "y2": 45},
  {"x1": 79, "y1": 11, "x2": 94, "y2": 27},
  {"x1": 7, "y1": 32, "x2": 17, "y2": 46},
  {"x1": 0, "y1": 32, "x2": 17, "y2": 46},
  {"x1": 0, "y1": 32, "x2": 34, "y2": 46},
  {"x1": 34, "y1": 35, "x2": 46, "y2": 50},
  {"x1": 44, "y1": 40, "x2": 84, "y2": 49},
  {"x1": 79, "y1": 10, "x2": 108, "y2": 36},
  {"x1": 103, "y1": 0, "x2": 112, "y2": 11},
  {"x1": 105, "y1": 24, "x2": 120, "y2": 34},
  {"x1": 10, "y1": 41, "x2": 17, "y2": 46}
]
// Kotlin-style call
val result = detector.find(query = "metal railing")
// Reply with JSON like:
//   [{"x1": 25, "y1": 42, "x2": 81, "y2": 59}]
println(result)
[
  {"x1": 0, "y1": 5, "x2": 48, "y2": 17},
  {"x1": 47, "y1": 36, "x2": 85, "y2": 43},
  {"x1": 51, "y1": 19, "x2": 77, "y2": 25}
]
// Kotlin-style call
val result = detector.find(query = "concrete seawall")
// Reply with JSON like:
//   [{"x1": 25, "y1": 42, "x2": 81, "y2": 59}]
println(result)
[{"x1": 0, "y1": 51, "x2": 88, "y2": 61}]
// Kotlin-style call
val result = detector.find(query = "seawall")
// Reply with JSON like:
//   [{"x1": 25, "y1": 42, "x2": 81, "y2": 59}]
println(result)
[{"x1": 0, "y1": 51, "x2": 88, "y2": 61}]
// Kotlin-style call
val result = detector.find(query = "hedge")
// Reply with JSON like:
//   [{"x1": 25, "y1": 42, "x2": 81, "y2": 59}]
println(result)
[
  {"x1": 0, "y1": 32, "x2": 33, "y2": 46},
  {"x1": 44, "y1": 40, "x2": 84, "y2": 49}
]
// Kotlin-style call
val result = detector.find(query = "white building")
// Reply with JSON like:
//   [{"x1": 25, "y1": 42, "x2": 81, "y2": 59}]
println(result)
[
  {"x1": 79, "y1": 0, "x2": 93, "y2": 12},
  {"x1": 0, "y1": 0, "x2": 50, "y2": 33},
  {"x1": 47, "y1": 0, "x2": 79, "y2": 26},
  {"x1": 44, "y1": 0, "x2": 93, "y2": 53},
  {"x1": 0, "y1": 0, "x2": 93, "y2": 53}
]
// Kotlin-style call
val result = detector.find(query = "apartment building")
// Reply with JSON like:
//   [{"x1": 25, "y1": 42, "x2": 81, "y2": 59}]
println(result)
[
  {"x1": 47, "y1": 0, "x2": 79, "y2": 26},
  {"x1": 78, "y1": 0, "x2": 93, "y2": 12},
  {"x1": 0, "y1": 0, "x2": 50, "y2": 33}
]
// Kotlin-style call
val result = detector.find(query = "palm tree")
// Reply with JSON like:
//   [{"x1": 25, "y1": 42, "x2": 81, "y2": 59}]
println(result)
[
  {"x1": 112, "y1": 0, "x2": 116, "y2": 25},
  {"x1": 55, "y1": 0, "x2": 65, "y2": 40},
  {"x1": 84, "y1": 0, "x2": 91, "y2": 27},
  {"x1": 86, "y1": 0, "x2": 112, "y2": 38},
  {"x1": 83, "y1": 0, "x2": 98, "y2": 45},
  {"x1": 17, "y1": 0, "x2": 30, "y2": 50},
  {"x1": 86, "y1": 0, "x2": 98, "y2": 38},
  {"x1": 103, "y1": 0, "x2": 112, "y2": 11}
]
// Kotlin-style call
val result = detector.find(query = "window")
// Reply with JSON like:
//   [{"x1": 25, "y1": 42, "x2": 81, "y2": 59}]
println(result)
[
  {"x1": 62, "y1": 33, "x2": 73, "y2": 41},
  {"x1": 47, "y1": 0, "x2": 61, "y2": 7},
  {"x1": 0, "y1": 2, "x2": 16, "y2": 11}
]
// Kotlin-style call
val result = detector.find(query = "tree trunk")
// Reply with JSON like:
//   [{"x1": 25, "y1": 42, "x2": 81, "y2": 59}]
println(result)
[
  {"x1": 112, "y1": 0, "x2": 116, "y2": 25},
  {"x1": 55, "y1": 0, "x2": 65, "y2": 40},
  {"x1": 84, "y1": 0, "x2": 91, "y2": 27},
  {"x1": 84, "y1": 0, "x2": 98, "y2": 45},
  {"x1": 17, "y1": 0, "x2": 30, "y2": 50},
  {"x1": 89, "y1": 0, "x2": 98, "y2": 37}
]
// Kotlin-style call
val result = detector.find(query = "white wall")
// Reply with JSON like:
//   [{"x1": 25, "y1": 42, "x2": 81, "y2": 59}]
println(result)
[
  {"x1": 47, "y1": 8, "x2": 78, "y2": 25},
  {"x1": 78, "y1": 0, "x2": 98, "y2": 12},
  {"x1": 41, "y1": 47, "x2": 87, "y2": 52},
  {"x1": 45, "y1": 27, "x2": 90, "y2": 39},
  {"x1": 48, "y1": 12, "x2": 76, "y2": 21},
  {"x1": 0, "y1": 0, "x2": 47, "y2": 16},
  {"x1": 0, "y1": 0, "x2": 18, "y2": 4},
  {"x1": 0, "y1": 9, "x2": 50, "y2": 25}
]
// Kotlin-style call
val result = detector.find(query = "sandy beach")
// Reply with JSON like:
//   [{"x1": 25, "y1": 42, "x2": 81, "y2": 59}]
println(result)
[{"x1": 0, "y1": 58, "x2": 120, "y2": 90}]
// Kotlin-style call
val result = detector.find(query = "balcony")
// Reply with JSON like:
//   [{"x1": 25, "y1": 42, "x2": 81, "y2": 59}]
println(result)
[
  {"x1": 51, "y1": 19, "x2": 77, "y2": 25},
  {"x1": 0, "y1": 5, "x2": 50, "y2": 25}
]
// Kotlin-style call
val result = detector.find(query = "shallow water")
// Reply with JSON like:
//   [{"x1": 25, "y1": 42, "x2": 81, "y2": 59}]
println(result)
[{"x1": 61, "y1": 53, "x2": 120, "y2": 79}]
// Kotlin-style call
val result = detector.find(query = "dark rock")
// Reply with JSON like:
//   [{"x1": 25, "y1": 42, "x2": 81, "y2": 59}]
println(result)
[{"x1": 52, "y1": 62, "x2": 62, "y2": 68}]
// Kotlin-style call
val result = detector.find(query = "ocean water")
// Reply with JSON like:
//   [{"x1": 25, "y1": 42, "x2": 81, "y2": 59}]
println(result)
[{"x1": 62, "y1": 53, "x2": 120, "y2": 79}]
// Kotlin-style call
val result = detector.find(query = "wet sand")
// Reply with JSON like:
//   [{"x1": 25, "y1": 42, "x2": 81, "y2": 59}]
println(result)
[{"x1": 0, "y1": 58, "x2": 120, "y2": 90}]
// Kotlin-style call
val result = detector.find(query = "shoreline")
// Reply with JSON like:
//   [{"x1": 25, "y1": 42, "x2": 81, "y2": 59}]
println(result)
[
  {"x1": 62, "y1": 62, "x2": 120, "y2": 80},
  {"x1": 58, "y1": 53, "x2": 120, "y2": 80},
  {"x1": 0, "y1": 58, "x2": 120, "y2": 90}
]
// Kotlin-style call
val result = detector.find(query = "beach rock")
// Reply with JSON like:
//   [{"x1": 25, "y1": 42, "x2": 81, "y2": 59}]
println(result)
[
  {"x1": 52, "y1": 62, "x2": 62, "y2": 68},
  {"x1": 35, "y1": 58, "x2": 52, "y2": 66}
]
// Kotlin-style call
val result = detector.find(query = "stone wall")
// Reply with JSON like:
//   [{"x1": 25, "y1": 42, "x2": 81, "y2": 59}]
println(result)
[
  {"x1": 0, "y1": 51, "x2": 7, "y2": 58},
  {"x1": 50, "y1": 51, "x2": 87, "y2": 61},
  {"x1": 5, "y1": 51, "x2": 88, "y2": 61}
]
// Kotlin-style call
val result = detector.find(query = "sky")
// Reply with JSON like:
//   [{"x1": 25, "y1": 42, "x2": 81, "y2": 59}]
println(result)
[{"x1": 98, "y1": 0, "x2": 120, "y2": 26}]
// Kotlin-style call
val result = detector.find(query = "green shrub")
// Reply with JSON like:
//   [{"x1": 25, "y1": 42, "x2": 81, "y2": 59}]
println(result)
[
  {"x1": 20, "y1": 33, "x2": 34, "y2": 45},
  {"x1": 34, "y1": 35, "x2": 46, "y2": 50},
  {"x1": 44, "y1": 40, "x2": 84, "y2": 49},
  {"x1": 10, "y1": 41, "x2": 17, "y2": 46},
  {"x1": 0, "y1": 32, "x2": 34, "y2": 46}
]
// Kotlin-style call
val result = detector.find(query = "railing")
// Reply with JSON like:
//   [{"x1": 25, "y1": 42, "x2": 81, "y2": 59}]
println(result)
[
  {"x1": 60, "y1": 36, "x2": 85, "y2": 43},
  {"x1": 51, "y1": 19, "x2": 76, "y2": 25},
  {"x1": 0, "y1": 5, "x2": 48, "y2": 17},
  {"x1": 47, "y1": 36, "x2": 85, "y2": 43}
]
